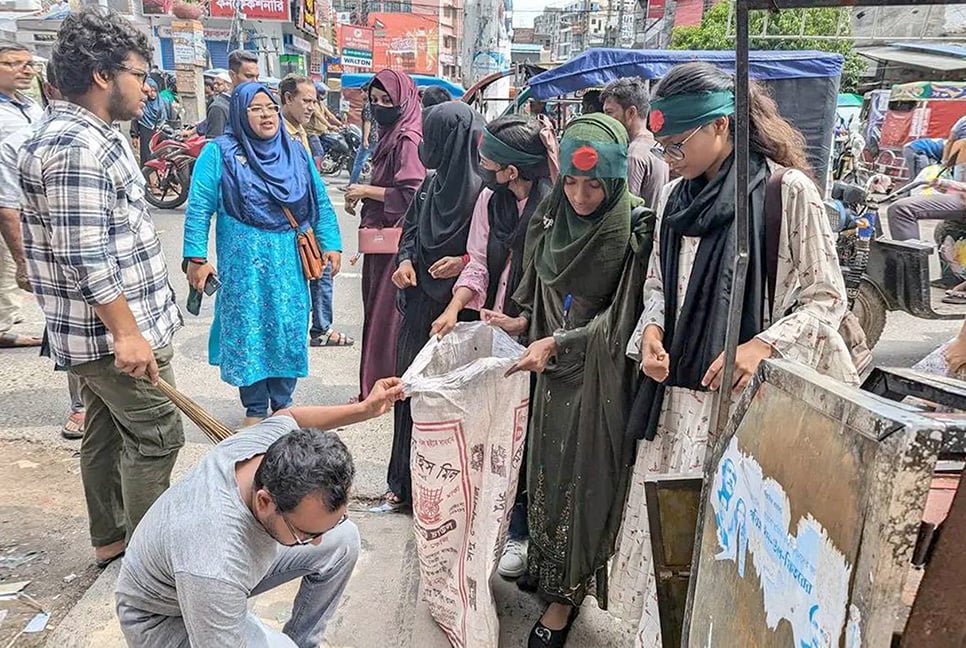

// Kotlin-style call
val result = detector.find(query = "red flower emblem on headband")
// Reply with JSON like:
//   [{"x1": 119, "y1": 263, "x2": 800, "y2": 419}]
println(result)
[
  {"x1": 649, "y1": 109, "x2": 665, "y2": 133},
  {"x1": 571, "y1": 145, "x2": 598, "y2": 172}
]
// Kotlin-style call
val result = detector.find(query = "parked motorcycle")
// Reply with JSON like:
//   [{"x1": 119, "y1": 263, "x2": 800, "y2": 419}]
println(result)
[
  {"x1": 829, "y1": 163, "x2": 964, "y2": 348},
  {"x1": 142, "y1": 126, "x2": 206, "y2": 209},
  {"x1": 318, "y1": 124, "x2": 371, "y2": 178}
]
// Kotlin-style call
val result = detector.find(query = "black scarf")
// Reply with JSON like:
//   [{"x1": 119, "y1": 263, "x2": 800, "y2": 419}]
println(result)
[
  {"x1": 628, "y1": 152, "x2": 770, "y2": 442},
  {"x1": 484, "y1": 179, "x2": 551, "y2": 316},
  {"x1": 414, "y1": 103, "x2": 484, "y2": 303}
]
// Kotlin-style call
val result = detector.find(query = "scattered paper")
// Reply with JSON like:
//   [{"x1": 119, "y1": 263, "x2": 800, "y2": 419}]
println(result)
[
  {"x1": 0, "y1": 550, "x2": 41, "y2": 569},
  {"x1": 23, "y1": 612, "x2": 50, "y2": 633},
  {"x1": 63, "y1": 573, "x2": 78, "y2": 584},
  {"x1": 11, "y1": 460, "x2": 39, "y2": 470},
  {"x1": 0, "y1": 581, "x2": 30, "y2": 599}
]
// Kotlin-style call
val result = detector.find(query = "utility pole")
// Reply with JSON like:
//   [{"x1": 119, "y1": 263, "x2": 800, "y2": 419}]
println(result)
[{"x1": 461, "y1": 0, "x2": 511, "y2": 117}]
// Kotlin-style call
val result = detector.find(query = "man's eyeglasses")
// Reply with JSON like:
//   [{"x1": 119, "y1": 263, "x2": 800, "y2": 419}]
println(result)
[
  {"x1": 0, "y1": 60, "x2": 41, "y2": 72},
  {"x1": 651, "y1": 126, "x2": 702, "y2": 162},
  {"x1": 117, "y1": 64, "x2": 149, "y2": 84},
  {"x1": 281, "y1": 511, "x2": 348, "y2": 546},
  {"x1": 248, "y1": 104, "x2": 281, "y2": 116}
]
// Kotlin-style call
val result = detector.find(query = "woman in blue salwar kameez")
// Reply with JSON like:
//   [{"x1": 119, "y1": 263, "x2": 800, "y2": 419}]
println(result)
[{"x1": 183, "y1": 82, "x2": 342, "y2": 426}]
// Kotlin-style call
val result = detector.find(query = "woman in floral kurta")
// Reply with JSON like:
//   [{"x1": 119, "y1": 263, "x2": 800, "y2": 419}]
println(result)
[{"x1": 608, "y1": 62, "x2": 859, "y2": 646}]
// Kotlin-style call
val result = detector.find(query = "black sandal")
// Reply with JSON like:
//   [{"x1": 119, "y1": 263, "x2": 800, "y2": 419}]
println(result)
[{"x1": 528, "y1": 605, "x2": 580, "y2": 648}]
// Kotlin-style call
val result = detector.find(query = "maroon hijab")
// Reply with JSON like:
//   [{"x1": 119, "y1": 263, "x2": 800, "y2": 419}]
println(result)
[{"x1": 369, "y1": 69, "x2": 422, "y2": 181}]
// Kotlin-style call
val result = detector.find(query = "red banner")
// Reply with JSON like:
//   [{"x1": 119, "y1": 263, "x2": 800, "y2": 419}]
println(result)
[
  {"x1": 646, "y1": 0, "x2": 665, "y2": 21},
  {"x1": 340, "y1": 24, "x2": 375, "y2": 51},
  {"x1": 369, "y1": 13, "x2": 438, "y2": 76},
  {"x1": 209, "y1": 0, "x2": 289, "y2": 22}
]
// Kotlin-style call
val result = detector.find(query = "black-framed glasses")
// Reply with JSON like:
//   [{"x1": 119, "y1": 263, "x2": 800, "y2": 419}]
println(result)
[
  {"x1": 0, "y1": 60, "x2": 41, "y2": 72},
  {"x1": 281, "y1": 512, "x2": 348, "y2": 546},
  {"x1": 117, "y1": 64, "x2": 149, "y2": 84},
  {"x1": 651, "y1": 126, "x2": 702, "y2": 162}
]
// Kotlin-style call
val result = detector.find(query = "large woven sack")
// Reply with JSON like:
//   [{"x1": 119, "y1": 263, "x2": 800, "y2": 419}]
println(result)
[{"x1": 402, "y1": 321, "x2": 530, "y2": 648}]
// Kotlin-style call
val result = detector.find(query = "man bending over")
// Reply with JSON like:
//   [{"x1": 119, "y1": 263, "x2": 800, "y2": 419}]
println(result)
[{"x1": 115, "y1": 378, "x2": 404, "y2": 647}]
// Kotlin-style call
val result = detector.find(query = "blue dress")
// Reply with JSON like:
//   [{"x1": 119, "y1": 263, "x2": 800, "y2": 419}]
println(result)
[{"x1": 183, "y1": 142, "x2": 342, "y2": 387}]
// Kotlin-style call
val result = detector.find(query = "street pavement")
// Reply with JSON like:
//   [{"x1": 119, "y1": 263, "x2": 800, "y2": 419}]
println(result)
[{"x1": 0, "y1": 175, "x2": 959, "y2": 647}]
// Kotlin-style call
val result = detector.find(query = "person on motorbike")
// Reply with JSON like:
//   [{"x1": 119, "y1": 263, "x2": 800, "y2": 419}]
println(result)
[
  {"x1": 887, "y1": 117, "x2": 966, "y2": 244},
  {"x1": 903, "y1": 137, "x2": 945, "y2": 180}
]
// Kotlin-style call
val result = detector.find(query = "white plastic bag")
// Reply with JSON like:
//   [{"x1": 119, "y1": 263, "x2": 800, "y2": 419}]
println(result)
[{"x1": 401, "y1": 321, "x2": 530, "y2": 648}]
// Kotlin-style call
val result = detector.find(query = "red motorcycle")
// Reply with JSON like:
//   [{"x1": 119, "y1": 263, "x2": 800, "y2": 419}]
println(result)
[{"x1": 142, "y1": 126, "x2": 206, "y2": 209}]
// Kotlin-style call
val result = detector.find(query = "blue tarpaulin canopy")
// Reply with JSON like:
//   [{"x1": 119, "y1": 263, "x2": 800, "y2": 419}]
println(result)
[
  {"x1": 527, "y1": 48, "x2": 844, "y2": 99},
  {"x1": 340, "y1": 73, "x2": 465, "y2": 98}
]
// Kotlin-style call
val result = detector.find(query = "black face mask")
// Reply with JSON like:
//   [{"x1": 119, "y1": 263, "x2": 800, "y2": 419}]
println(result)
[
  {"x1": 372, "y1": 104, "x2": 402, "y2": 127},
  {"x1": 480, "y1": 167, "x2": 510, "y2": 193}
]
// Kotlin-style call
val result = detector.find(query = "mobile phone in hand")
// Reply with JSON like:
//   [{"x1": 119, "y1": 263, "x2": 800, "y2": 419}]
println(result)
[
  {"x1": 186, "y1": 287, "x2": 202, "y2": 316},
  {"x1": 203, "y1": 273, "x2": 221, "y2": 296}
]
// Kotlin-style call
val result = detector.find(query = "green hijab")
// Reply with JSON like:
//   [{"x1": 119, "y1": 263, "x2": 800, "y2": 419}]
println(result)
[{"x1": 525, "y1": 113, "x2": 641, "y2": 300}]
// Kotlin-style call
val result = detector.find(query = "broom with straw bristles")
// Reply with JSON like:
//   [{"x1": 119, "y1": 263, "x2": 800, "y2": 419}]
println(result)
[{"x1": 154, "y1": 377, "x2": 235, "y2": 444}]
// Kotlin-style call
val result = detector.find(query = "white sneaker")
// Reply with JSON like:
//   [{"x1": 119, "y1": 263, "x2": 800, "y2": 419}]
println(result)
[{"x1": 497, "y1": 538, "x2": 528, "y2": 579}]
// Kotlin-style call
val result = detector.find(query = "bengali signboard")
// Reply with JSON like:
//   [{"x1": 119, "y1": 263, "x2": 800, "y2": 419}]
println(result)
[
  {"x1": 339, "y1": 25, "x2": 374, "y2": 70},
  {"x1": 171, "y1": 19, "x2": 206, "y2": 67},
  {"x1": 209, "y1": 0, "x2": 289, "y2": 22}
]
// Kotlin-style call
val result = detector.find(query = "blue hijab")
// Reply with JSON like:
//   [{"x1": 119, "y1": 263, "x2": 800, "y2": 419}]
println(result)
[
  {"x1": 215, "y1": 82, "x2": 317, "y2": 232},
  {"x1": 139, "y1": 78, "x2": 169, "y2": 128}
]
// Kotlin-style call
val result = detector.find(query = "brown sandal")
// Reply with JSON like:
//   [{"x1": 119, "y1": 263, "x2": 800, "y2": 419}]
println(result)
[{"x1": 62, "y1": 411, "x2": 85, "y2": 440}]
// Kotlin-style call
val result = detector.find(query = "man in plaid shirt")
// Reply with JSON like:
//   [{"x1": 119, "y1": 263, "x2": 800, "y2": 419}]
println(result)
[{"x1": 18, "y1": 8, "x2": 184, "y2": 568}]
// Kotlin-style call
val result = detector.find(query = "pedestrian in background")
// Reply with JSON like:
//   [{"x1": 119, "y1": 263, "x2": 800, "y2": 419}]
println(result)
[
  {"x1": 183, "y1": 82, "x2": 342, "y2": 427},
  {"x1": 344, "y1": 88, "x2": 377, "y2": 189},
  {"x1": 610, "y1": 62, "x2": 858, "y2": 647},
  {"x1": 19, "y1": 8, "x2": 185, "y2": 568},
  {"x1": 197, "y1": 70, "x2": 230, "y2": 138},
  {"x1": 0, "y1": 62, "x2": 85, "y2": 439},
  {"x1": 601, "y1": 77, "x2": 669, "y2": 209},
  {"x1": 228, "y1": 49, "x2": 259, "y2": 88},
  {"x1": 380, "y1": 101, "x2": 483, "y2": 511},
  {"x1": 345, "y1": 69, "x2": 424, "y2": 401},
  {"x1": 280, "y1": 74, "x2": 353, "y2": 348},
  {"x1": 0, "y1": 39, "x2": 43, "y2": 349},
  {"x1": 487, "y1": 113, "x2": 650, "y2": 647}
]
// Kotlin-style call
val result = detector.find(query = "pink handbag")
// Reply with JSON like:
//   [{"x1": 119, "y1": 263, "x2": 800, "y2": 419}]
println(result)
[{"x1": 358, "y1": 227, "x2": 403, "y2": 254}]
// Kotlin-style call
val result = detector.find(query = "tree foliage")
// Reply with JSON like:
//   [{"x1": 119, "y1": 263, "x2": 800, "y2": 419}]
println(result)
[{"x1": 669, "y1": 2, "x2": 865, "y2": 92}]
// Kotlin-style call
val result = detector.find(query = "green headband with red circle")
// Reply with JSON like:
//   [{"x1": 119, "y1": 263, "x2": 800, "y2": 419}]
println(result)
[
  {"x1": 648, "y1": 91, "x2": 735, "y2": 138},
  {"x1": 559, "y1": 138, "x2": 628, "y2": 179}
]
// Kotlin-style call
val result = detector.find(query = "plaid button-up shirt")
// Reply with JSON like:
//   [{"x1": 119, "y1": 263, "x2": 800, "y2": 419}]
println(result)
[{"x1": 19, "y1": 101, "x2": 182, "y2": 367}]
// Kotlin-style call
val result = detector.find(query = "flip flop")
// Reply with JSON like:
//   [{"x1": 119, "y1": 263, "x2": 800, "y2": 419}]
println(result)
[
  {"x1": 62, "y1": 411, "x2": 85, "y2": 440},
  {"x1": 368, "y1": 492, "x2": 409, "y2": 514},
  {"x1": 0, "y1": 332, "x2": 42, "y2": 348},
  {"x1": 310, "y1": 330, "x2": 355, "y2": 347},
  {"x1": 942, "y1": 292, "x2": 966, "y2": 305}
]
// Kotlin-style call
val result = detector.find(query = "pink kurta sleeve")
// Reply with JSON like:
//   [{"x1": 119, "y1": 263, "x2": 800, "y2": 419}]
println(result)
[{"x1": 453, "y1": 189, "x2": 493, "y2": 311}]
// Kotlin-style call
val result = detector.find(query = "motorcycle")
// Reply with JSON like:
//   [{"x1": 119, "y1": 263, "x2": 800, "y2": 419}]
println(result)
[
  {"x1": 829, "y1": 160, "x2": 965, "y2": 348},
  {"x1": 142, "y1": 125, "x2": 206, "y2": 209},
  {"x1": 318, "y1": 124, "x2": 371, "y2": 178}
]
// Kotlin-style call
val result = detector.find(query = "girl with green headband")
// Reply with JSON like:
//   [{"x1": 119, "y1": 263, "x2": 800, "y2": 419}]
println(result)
[
  {"x1": 487, "y1": 112, "x2": 653, "y2": 647},
  {"x1": 609, "y1": 62, "x2": 860, "y2": 647}
]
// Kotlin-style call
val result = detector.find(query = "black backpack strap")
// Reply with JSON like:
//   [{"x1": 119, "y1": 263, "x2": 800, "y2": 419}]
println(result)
[{"x1": 764, "y1": 167, "x2": 791, "y2": 311}]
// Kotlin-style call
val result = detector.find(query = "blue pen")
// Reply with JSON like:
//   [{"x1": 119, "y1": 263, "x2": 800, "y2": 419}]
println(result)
[{"x1": 562, "y1": 293, "x2": 573, "y2": 330}]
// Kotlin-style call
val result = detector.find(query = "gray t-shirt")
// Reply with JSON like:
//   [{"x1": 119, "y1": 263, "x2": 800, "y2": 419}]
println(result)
[{"x1": 115, "y1": 415, "x2": 298, "y2": 644}]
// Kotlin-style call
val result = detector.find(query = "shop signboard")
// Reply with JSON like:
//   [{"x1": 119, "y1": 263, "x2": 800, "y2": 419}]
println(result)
[
  {"x1": 209, "y1": 0, "x2": 289, "y2": 22},
  {"x1": 298, "y1": 0, "x2": 317, "y2": 34},
  {"x1": 369, "y1": 13, "x2": 438, "y2": 76},
  {"x1": 339, "y1": 25, "x2": 374, "y2": 70}
]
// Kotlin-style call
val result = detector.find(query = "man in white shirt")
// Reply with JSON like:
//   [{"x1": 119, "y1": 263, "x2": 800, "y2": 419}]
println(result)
[{"x1": 0, "y1": 39, "x2": 43, "y2": 347}]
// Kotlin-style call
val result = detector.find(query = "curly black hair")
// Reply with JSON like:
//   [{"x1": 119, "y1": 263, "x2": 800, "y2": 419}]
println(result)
[
  {"x1": 51, "y1": 8, "x2": 153, "y2": 99},
  {"x1": 254, "y1": 428, "x2": 355, "y2": 514}
]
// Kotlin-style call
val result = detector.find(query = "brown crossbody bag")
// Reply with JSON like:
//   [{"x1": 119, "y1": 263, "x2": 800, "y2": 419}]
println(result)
[{"x1": 282, "y1": 206, "x2": 325, "y2": 280}]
